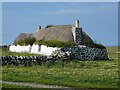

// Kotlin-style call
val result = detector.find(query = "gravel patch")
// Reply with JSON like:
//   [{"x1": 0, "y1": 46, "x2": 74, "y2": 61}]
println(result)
[{"x1": 1, "y1": 80, "x2": 69, "y2": 88}]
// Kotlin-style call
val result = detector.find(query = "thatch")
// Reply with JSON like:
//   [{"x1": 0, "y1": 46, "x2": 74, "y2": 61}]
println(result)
[
  {"x1": 33, "y1": 25, "x2": 74, "y2": 42},
  {"x1": 13, "y1": 33, "x2": 33, "y2": 45},
  {"x1": 13, "y1": 25, "x2": 93, "y2": 45},
  {"x1": 33, "y1": 25, "x2": 93, "y2": 43},
  {"x1": 82, "y1": 31, "x2": 93, "y2": 44}
]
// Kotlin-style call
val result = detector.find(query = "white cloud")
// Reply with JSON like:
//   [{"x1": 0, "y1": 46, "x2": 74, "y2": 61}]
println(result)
[{"x1": 48, "y1": 9, "x2": 81, "y2": 14}]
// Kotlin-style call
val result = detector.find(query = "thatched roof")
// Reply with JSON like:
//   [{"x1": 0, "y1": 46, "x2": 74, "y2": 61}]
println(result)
[
  {"x1": 13, "y1": 25, "x2": 93, "y2": 45},
  {"x1": 82, "y1": 31, "x2": 94, "y2": 44},
  {"x1": 33, "y1": 25, "x2": 93, "y2": 43},
  {"x1": 13, "y1": 33, "x2": 33, "y2": 45},
  {"x1": 33, "y1": 25, "x2": 74, "y2": 42}
]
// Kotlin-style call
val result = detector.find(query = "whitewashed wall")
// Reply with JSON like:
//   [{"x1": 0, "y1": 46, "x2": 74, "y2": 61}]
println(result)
[
  {"x1": 9, "y1": 45, "x2": 31, "y2": 53},
  {"x1": 9, "y1": 44, "x2": 60, "y2": 56},
  {"x1": 72, "y1": 27, "x2": 76, "y2": 42},
  {"x1": 40, "y1": 45, "x2": 60, "y2": 56},
  {"x1": 31, "y1": 44, "x2": 40, "y2": 53}
]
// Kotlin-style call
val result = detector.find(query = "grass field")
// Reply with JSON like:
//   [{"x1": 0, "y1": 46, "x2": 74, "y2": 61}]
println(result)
[{"x1": 1, "y1": 46, "x2": 119, "y2": 88}]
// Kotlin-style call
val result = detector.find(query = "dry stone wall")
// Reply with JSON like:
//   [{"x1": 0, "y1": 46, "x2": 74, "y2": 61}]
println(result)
[{"x1": 51, "y1": 45, "x2": 109, "y2": 60}]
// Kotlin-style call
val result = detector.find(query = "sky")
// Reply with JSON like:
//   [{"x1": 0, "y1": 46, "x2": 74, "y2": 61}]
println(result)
[
  {"x1": 1, "y1": 0, "x2": 120, "y2": 2},
  {"x1": 2, "y1": 2, "x2": 118, "y2": 46}
]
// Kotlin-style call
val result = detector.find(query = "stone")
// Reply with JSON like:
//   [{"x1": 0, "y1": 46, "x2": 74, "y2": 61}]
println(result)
[{"x1": 50, "y1": 46, "x2": 108, "y2": 60}]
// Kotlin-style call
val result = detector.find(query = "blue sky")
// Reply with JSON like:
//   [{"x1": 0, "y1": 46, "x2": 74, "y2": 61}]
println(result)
[{"x1": 2, "y1": 2, "x2": 118, "y2": 46}]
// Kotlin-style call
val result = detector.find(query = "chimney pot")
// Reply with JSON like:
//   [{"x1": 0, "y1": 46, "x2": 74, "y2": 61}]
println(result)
[
  {"x1": 76, "y1": 20, "x2": 79, "y2": 28},
  {"x1": 38, "y1": 26, "x2": 41, "y2": 30}
]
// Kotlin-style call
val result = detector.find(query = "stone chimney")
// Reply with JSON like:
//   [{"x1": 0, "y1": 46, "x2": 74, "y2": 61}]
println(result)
[{"x1": 76, "y1": 20, "x2": 79, "y2": 28}]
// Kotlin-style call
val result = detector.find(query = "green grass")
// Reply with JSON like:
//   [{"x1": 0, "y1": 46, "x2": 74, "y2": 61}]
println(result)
[
  {"x1": 34, "y1": 39, "x2": 76, "y2": 48},
  {"x1": 2, "y1": 46, "x2": 119, "y2": 88}
]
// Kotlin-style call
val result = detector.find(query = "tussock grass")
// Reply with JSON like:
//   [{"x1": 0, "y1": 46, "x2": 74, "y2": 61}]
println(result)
[{"x1": 34, "y1": 39, "x2": 76, "y2": 48}]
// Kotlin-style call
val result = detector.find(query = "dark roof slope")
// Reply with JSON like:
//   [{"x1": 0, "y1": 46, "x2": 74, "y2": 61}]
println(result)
[{"x1": 82, "y1": 31, "x2": 93, "y2": 44}]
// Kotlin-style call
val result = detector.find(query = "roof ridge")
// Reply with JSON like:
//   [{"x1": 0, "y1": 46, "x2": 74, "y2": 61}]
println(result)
[{"x1": 51, "y1": 24, "x2": 73, "y2": 27}]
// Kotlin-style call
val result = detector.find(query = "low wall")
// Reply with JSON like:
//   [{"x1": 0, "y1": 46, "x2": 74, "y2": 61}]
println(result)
[
  {"x1": 51, "y1": 45, "x2": 109, "y2": 60},
  {"x1": 9, "y1": 45, "x2": 31, "y2": 52},
  {"x1": 40, "y1": 45, "x2": 60, "y2": 56},
  {"x1": 31, "y1": 44, "x2": 40, "y2": 53},
  {"x1": 9, "y1": 44, "x2": 60, "y2": 56},
  {"x1": 9, "y1": 45, "x2": 108, "y2": 60}
]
